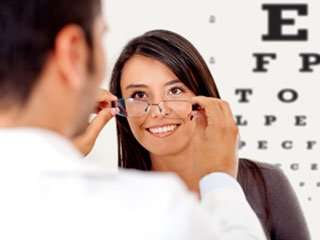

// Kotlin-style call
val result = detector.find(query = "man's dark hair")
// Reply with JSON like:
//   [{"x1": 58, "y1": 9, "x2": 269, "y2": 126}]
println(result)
[{"x1": 0, "y1": 0, "x2": 101, "y2": 107}]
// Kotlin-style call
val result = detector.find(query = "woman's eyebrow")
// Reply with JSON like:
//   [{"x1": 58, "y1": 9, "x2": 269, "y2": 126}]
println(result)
[
  {"x1": 125, "y1": 84, "x2": 148, "y2": 90},
  {"x1": 125, "y1": 80, "x2": 181, "y2": 90},
  {"x1": 164, "y1": 79, "x2": 181, "y2": 86}
]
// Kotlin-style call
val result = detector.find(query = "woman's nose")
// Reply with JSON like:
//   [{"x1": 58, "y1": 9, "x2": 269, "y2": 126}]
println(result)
[
  {"x1": 149, "y1": 104, "x2": 163, "y2": 118},
  {"x1": 149, "y1": 103, "x2": 169, "y2": 118}
]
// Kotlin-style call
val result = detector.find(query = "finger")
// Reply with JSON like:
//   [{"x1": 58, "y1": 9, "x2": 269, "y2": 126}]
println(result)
[
  {"x1": 191, "y1": 109, "x2": 207, "y2": 131},
  {"x1": 97, "y1": 89, "x2": 117, "y2": 102},
  {"x1": 86, "y1": 108, "x2": 116, "y2": 141},
  {"x1": 95, "y1": 89, "x2": 118, "y2": 113},
  {"x1": 219, "y1": 100, "x2": 236, "y2": 123},
  {"x1": 191, "y1": 96, "x2": 224, "y2": 126},
  {"x1": 218, "y1": 101, "x2": 240, "y2": 158}
]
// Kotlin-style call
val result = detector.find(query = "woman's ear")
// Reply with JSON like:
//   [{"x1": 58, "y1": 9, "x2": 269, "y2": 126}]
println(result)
[{"x1": 54, "y1": 24, "x2": 90, "y2": 91}]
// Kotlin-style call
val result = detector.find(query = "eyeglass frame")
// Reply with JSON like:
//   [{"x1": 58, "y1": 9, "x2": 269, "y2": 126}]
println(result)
[{"x1": 111, "y1": 98, "x2": 200, "y2": 118}]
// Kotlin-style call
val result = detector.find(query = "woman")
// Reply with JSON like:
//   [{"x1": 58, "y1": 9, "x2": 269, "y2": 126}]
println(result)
[
  {"x1": 106, "y1": 30, "x2": 310, "y2": 240},
  {"x1": 74, "y1": 29, "x2": 310, "y2": 240}
]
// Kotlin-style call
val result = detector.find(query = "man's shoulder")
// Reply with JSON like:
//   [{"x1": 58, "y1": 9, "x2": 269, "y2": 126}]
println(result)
[
  {"x1": 43, "y1": 167, "x2": 190, "y2": 203},
  {"x1": 117, "y1": 169, "x2": 186, "y2": 188},
  {"x1": 99, "y1": 169, "x2": 189, "y2": 200}
]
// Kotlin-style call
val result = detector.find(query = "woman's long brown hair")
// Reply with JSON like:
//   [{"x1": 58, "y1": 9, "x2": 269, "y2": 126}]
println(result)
[{"x1": 109, "y1": 29, "x2": 220, "y2": 170}]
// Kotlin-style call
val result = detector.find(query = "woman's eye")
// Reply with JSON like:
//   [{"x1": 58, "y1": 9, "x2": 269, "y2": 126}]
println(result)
[
  {"x1": 131, "y1": 91, "x2": 147, "y2": 99},
  {"x1": 169, "y1": 87, "x2": 184, "y2": 96}
]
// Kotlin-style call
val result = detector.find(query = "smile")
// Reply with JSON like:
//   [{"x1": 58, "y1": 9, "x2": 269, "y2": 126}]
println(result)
[{"x1": 146, "y1": 124, "x2": 180, "y2": 138}]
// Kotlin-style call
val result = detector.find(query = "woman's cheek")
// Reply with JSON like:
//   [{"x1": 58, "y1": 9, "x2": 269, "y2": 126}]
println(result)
[{"x1": 127, "y1": 119, "x2": 146, "y2": 143}]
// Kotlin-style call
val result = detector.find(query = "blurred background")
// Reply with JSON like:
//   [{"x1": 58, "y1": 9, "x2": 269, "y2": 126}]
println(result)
[{"x1": 87, "y1": 1, "x2": 320, "y2": 238}]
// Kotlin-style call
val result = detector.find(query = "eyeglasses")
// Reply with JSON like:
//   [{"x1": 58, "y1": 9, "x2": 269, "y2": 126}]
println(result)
[{"x1": 111, "y1": 98, "x2": 197, "y2": 119}]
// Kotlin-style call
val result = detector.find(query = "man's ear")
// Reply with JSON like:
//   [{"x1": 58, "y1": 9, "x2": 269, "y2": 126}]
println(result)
[{"x1": 54, "y1": 24, "x2": 90, "y2": 91}]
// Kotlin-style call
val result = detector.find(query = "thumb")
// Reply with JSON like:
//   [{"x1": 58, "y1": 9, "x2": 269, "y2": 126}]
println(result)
[
  {"x1": 189, "y1": 110, "x2": 206, "y2": 145},
  {"x1": 73, "y1": 108, "x2": 116, "y2": 156},
  {"x1": 192, "y1": 110, "x2": 207, "y2": 131},
  {"x1": 86, "y1": 108, "x2": 116, "y2": 141}
]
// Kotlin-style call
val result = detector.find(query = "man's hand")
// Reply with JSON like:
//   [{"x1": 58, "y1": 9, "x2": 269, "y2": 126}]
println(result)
[
  {"x1": 191, "y1": 96, "x2": 239, "y2": 178},
  {"x1": 73, "y1": 89, "x2": 118, "y2": 156}
]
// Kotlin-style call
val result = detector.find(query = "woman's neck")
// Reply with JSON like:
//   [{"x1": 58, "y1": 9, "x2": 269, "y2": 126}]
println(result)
[{"x1": 151, "y1": 147, "x2": 201, "y2": 195}]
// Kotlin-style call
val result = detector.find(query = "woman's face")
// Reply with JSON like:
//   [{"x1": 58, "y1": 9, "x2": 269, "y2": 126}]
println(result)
[{"x1": 120, "y1": 54, "x2": 196, "y2": 156}]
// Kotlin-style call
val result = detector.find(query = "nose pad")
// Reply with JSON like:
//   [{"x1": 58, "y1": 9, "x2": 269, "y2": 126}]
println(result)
[
  {"x1": 149, "y1": 104, "x2": 162, "y2": 118},
  {"x1": 149, "y1": 103, "x2": 169, "y2": 118}
]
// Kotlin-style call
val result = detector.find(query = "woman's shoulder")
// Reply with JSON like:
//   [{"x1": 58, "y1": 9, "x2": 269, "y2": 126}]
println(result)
[
  {"x1": 238, "y1": 158, "x2": 298, "y2": 206},
  {"x1": 238, "y1": 158, "x2": 293, "y2": 199},
  {"x1": 238, "y1": 159, "x2": 311, "y2": 240},
  {"x1": 239, "y1": 158, "x2": 285, "y2": 180}
]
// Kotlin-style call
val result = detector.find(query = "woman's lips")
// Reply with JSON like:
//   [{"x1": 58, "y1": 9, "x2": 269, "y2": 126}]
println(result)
[{"x1": 146, "y1": 124, "x2": 180, "y2": 138}]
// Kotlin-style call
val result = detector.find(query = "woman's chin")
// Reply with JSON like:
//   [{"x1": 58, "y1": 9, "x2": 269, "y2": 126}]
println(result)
[
  {"x1": 143, "y1": 138, "x2": 192, "y2": 157},
  {"x1": 134, "y1": 123, "x2": 195, "y2": 156}
]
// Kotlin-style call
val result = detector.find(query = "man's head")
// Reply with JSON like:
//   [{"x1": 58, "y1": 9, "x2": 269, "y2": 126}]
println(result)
[{"x1": 0, "y1": 0, "x2": 106, "y2": 137}]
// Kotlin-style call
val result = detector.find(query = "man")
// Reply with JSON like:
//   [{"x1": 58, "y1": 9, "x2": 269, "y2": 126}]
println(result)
[{"x1": 0, "y1": 0, "x2": 265, "y2": 239}]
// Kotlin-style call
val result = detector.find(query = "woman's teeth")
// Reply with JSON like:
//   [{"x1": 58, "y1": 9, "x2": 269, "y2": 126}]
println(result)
[{"x1": 148, "y1": 124, "x2": 178, "y2": 134}]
